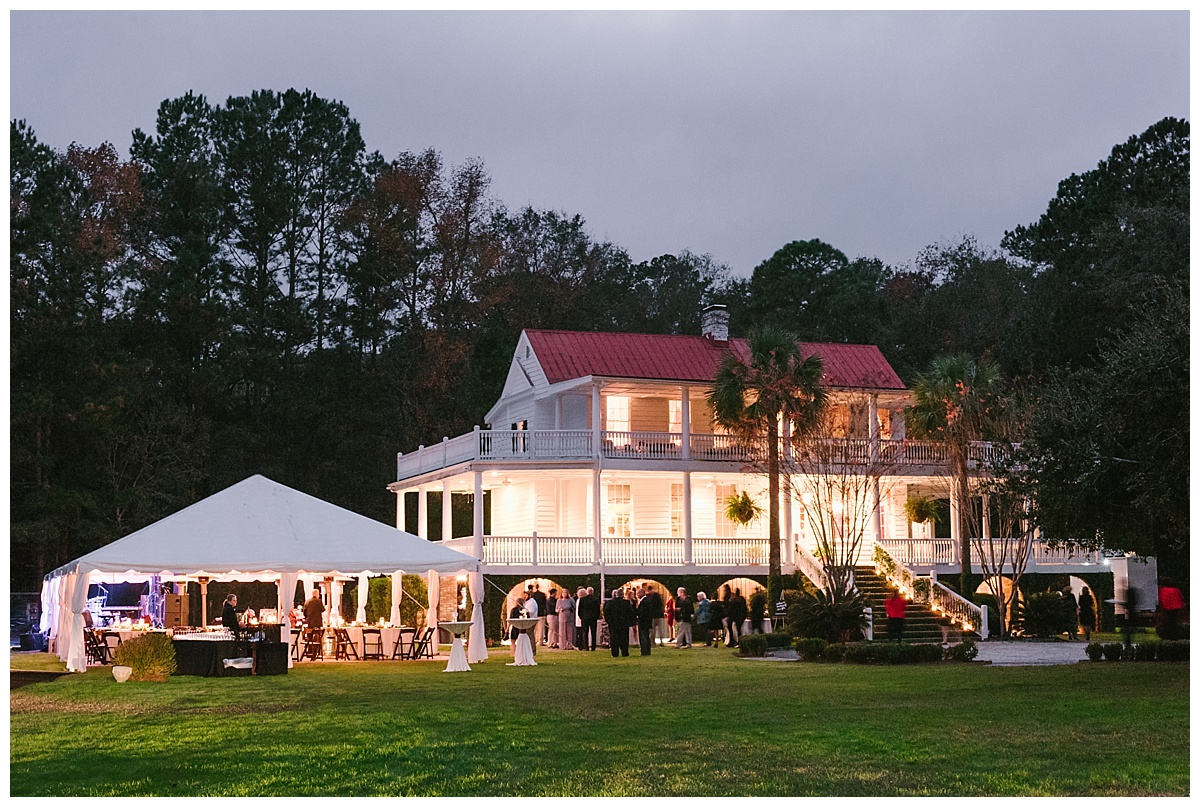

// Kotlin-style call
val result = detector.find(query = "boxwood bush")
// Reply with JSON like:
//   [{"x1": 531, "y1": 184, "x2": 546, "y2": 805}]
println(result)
[
  {"x1": 1085, "y1": 642, "x2": 1105, "y2": 662},
  {"x1": 794, "y1": 637, "x2": 827, "y2": 661},
  {"x1": 944, "y1": 639, "x2": 978, "y2": 662},
  {"x1": 823, "y1": 643, "x2": 846, "y2": 663},
  {"x1": 1156, "y1": 640, "x2": 1189, "y2": 661},
  {"x1": 112, "y1": 633, "x2": 177, "y2": 682},
  {"x1": 843, "y1": 642, "x2": 943, "y2": 664},
  {"x1": 1102, "y1": 643, "x2": 1125, "y2": 661},
  {"x1": 737, "y1": 634, "x2": 768, "y2": 657},
  {"x1": 1132, "y1": 642, "x2": 1158, "y2": 662},
  {"x1": 764, "y1": 632, "x2": 793, "y2": 649}
]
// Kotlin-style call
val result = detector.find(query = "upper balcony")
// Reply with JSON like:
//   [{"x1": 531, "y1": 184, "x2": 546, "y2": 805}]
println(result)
[{"x1": 396, "y1": 427, "x2": 1007, "y2": 483}]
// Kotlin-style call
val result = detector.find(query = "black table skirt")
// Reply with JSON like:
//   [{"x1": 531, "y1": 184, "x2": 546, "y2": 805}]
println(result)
[{"x1": 173, "y1": 640, "x2": 289, "y2": 677}]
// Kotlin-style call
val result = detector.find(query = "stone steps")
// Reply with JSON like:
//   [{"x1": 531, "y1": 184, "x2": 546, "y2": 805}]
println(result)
[{"x1": 854, "y1": 566, "x2": 968, "y2": 644}]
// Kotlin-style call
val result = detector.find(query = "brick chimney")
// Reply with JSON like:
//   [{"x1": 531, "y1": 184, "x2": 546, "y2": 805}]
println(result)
[{"x1": 701, "y1": 304, "x2": 729, "y2": 342}]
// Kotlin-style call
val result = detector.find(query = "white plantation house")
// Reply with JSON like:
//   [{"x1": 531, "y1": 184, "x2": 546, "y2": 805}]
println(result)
[{"x1": 390, "y1": 307, "x2": 1120, "y2": 637}]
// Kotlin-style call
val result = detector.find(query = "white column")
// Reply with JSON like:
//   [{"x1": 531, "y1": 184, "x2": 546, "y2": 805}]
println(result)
[
  {"x1": 681, "y1": 385, "x2": 691, "y2": 460},
  {"x1": 472, "y1": 471, "x2": 484, "y2": 559},
  {"x1": 396, "y1": 489, "x2": 406, "y2": 531},
  {"x1": 418, "y1": 486, "x2": 428, "y2": 541},
  {"x1": 592, "y1": 469, "x2": 603, "y2": 563},
  {"x1": 591, "y1": 381, "x2": 602, "y2": 456},
  {"x1": 783, "y1": 479, "x2": 793, "y2": 564},
  {"x1": 682, "y1": 471, "x2": 693, "y2": 565},
  {"x1": 554, "y1": 396, "x2": 562, "y2": 430},
  {"x1": 442, "y1": 478, "x2": 453, "y2": 542},
  {"x1": 981, "y1": 492, "x2": 991, "y2": 552},
  {"x1": 869, "y1": 393, "x2": 880, "y2": 464},
  {"x1": 871, "y1": 477, "x2": 882, "y2": 549},
  {"x1": 950, "y1": 485, "x2": 962, "y2": 568}
]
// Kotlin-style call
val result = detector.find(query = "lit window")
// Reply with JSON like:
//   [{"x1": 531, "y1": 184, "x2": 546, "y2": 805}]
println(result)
[
  {"x1": 606, "y1": 484, "x2": 632, "y2": 538},
  {"x1": 606, "y1": 396, "x2": 630, "y2": 446},
  {"x1": 671, "y1": 483, "x2": 684, "y2": 538},
  {"x1": 669, "y1": 399, "x2": 682, "y2": 433},
  {"x1": 716, "y1": 483, "x2": 738, "y2": 538}
]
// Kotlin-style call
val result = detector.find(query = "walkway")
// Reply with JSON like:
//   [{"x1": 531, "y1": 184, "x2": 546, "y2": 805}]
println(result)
[{"x1": 975, "y1": 640, "x2": 1088, "y2": 666}]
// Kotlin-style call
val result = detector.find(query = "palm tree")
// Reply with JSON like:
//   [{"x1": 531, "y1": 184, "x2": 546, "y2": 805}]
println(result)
[
  {"x1": 909, "y1": 355, "x2": 1002, "y2": 594},
  {"x1": 708, "y1": 328, "x2": 827, "y2": 600}
]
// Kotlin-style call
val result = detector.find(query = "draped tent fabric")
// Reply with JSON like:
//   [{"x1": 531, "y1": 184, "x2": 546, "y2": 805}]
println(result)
[
  {"x1": 467, "y1": 570, "x2": 488, "y2": 663},
  {"x1": 427, "y1": 570, "x2": 440, "y2": 634},
  {"x1": 357, "y1": 573, "x2": 369, "y2": 623},
  {"x1": 331, "y1": 580, "x2": 343, "y2": 623},
  {"x1": 44, "y1": 475, "x2": 479, "y2": 671},
  {"x1": 390, "y1": 572, "x2": 404, "y2": 625},
  {"x1": 278, "y1": 571, "x2": 299, "y2": 669}
]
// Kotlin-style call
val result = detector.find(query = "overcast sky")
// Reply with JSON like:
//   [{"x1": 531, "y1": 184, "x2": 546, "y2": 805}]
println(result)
[{"x1": 9, "y1": 10, "x2": 1189, "y2": 275}]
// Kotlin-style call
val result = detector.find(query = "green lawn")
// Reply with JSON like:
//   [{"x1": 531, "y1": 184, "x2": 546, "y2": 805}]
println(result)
[{"x1": 9, "y1": 648, "x2": 1189, "y2": 796}]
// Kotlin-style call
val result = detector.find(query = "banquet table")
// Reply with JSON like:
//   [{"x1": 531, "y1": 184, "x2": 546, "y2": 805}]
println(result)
[
  {"x1": 172, "y1": 637, "x2": 289, "y2": 677},
  {"x1": 340, "y1": 626, "x2": 410, "y2": 659},
  {"x1": 506, "y1": 617, "x2": 540, "y2": 667},
  {"x1": 438, "y1": 621, "x2": 474, "y2": 672}
]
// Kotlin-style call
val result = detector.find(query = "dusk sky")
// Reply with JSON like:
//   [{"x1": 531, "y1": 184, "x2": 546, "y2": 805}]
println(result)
[{"x1": 9, "y1": 10, "x2": 1189, "y2": 275}]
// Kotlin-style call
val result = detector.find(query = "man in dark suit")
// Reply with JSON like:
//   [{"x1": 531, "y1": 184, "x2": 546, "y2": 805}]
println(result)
[
  {"x1": 578, "y1": 586, "x2": 601, "y2": 651},
  {"x1": 602, "y1": 589, "x2": 635, "y2": 658},
  {"x1": 637, "y1": 584, "x2": 664, "y2": 656},
  {"x1": 528, "y1": 584, "x2": 548, "y2": 646}
]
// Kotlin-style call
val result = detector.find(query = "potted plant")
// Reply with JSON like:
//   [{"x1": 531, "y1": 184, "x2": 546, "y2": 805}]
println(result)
[
  {"x1": 905, "y1": 495, "x2": 940, "y2": 524},
  {"x1": 725, "y1": 491, "x2": 763, "y2": 527}
]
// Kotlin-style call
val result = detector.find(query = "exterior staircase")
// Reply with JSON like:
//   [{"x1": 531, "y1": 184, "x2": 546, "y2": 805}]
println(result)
[{"x1": 854, "y1": 566, "x2": 967, "y2": 644}]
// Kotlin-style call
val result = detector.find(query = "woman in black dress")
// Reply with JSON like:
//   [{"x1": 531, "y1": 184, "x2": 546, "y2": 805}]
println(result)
[{"x1": 221, "y1": 594, "x2": 239, "y2": 639}]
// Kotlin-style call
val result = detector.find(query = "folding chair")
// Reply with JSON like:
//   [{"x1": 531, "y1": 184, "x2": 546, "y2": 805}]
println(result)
[
  {"x1": 85, "y1": 630, "x2": 110, "y2": 665},
  {"x1": 409, "y1": 627, "x2": 436, "y2": 660},
  {"x1": 360, "y1": 628, "x2": 384, "y2": 660},
  {"x1": 333, "y1": 628, "x2": 359, "y2": 661},
  {"x1": 301, "y1": 628, "x2": 325, "y2": 661},
  {"x1": 391, "y1": 627, "x2": 416, "y2": 659},
  {"x1": 290, "y1": 627, "x2": 304, "y2": 661}
]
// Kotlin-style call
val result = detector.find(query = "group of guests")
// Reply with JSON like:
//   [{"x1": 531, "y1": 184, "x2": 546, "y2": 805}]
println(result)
[
  {"x1": 509, "y1": 584, "x2": 604, "y2": 653},
  {"x1": 507, "y1": 582, "x2": 757, "y2": 657}
]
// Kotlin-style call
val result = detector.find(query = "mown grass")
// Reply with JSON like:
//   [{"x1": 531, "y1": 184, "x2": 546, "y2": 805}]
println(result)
[
  {"x1": 10, "y1": 652, "x2": 67, "y2": 673},
  {"x1": 9, "y1": 647, "x2": 1189, "y2": 796}
]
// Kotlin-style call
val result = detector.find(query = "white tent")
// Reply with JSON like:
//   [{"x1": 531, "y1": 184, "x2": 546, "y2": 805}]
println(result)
[{"x1": 42, "y1": 475, "x2": 487, "y2": 671}]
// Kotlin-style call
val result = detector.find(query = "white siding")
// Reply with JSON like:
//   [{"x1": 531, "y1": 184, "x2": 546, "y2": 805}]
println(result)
[
  {"x1": 561, "y1": 394, "x2": 589, "y2": 429},
  {"x1": 630, "y1": 477, "x2": 671, "y2": 537},
  {"x1": 534, "y1": 479, "x2": 558, "y2": 535},
  {"x1": 564, "y1": 477, "x2": 590, "y2": 537},
  {"x1": 491, "y1": 482, "x2": 536, "y2": 536},
  {"x1": 520, "y1": 331, "x2": 551, "y2": 390}
]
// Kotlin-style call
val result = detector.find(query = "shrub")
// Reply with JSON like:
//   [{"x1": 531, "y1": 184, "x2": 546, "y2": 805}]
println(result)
[
  {"x1": 749, "y1": 591, "x2": 768, "y2": 627},
  {"x1": 1101, "y1": 643, "x2": 1124, "y2": 661},
  {"x1": 823, "y1": 643, "x2": 846, "y2": 663},
  {"x1": 1022, "y1": 592, "x2": 1074, "y2": 638},
  {"x1": 794, "y1": 637, "x2": 827, "y2": 661},
  {"x1": 787, "y1": 589, "x2": 867, "y2": 644},
  {"x1": 1132, "y1": 642, "x2": 1158, "y2": 662},
  {"x1": 842, "y1": 642, "x2": 943, "y2": 665},
  {"x1": 738, "y1": 635, "x2": 768, "y2": 657},
  {"x1": 944, "y1": 639, "x2": 979, "y2": 662},
  {"x1": 112, "y1": 633, "x2": 177, "y2": 682},
  {"x1": 764, "y1": 632, "x2": 793, "y2": 649},
  {"x1": 1085, "y1": 642, "x2": 1105, "y2": 662},
  {"x1": 1157, "y1": 640, "x2": 1189, "y2": 662}
]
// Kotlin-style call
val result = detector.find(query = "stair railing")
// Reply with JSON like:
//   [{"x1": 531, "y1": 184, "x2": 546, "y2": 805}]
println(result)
[
  {"x1": 928, "y1": 577, "x2": 989, "y2": 640},
  {"x1": 872, "y1": 545, "x2": 927, "y2": 604},
  {"x1": 795, "y1": 544, "x2": 832, "y2": 593}
]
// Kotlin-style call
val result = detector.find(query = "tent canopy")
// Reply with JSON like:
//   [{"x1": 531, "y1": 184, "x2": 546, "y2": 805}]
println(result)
[{"x1": 46, "y1": 475, "x2": 479, "y2": 581}]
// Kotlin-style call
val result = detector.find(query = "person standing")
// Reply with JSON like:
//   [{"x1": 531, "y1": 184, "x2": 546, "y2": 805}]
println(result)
[
  {"x1": 674, "y1": 588, "x2": 695, "y2": 649},
  {"x1": 579, "y1": 587, "x2": 601, "y2": 651},
  {"x1": 1079, "y1": 586, "x2": 1097, "y2": 641},
  {"x1": 726, "y1": 589, "x2": 747, "y2": 647},
  {"x1": 695, "y1": 592, "x2": 713, "y2": 646},
  {"x1": 885, "y1": 590, "x2": 907, "y2": 644},
  {"x1": 529, "y1": 584, "x2": 549, "y2": 647},
  {"x1": 637, "y1": 584, "x2": 664, "y2": 656},
  {"x1": 1157, "y1": 581, "x2": 1186, "y2": 640},
  {"x1": 557, "y1": 589, "x2": 575, "y2": 650},
  {"x1": 509, "y1": 594, "x2": 528, "y2": 644},
  {"x1": 523, "y1": 587, "x2": 539, "y2": 655},
  {"x1": 222, "y1": 594, "x2": 240, "y2": 639},
  {"x1": 603, "y1": 589, "x2": 635, "y2": 658},
  {"x1": 1061, "y1": 586, "x2": 1079, "y2": 640},
  {"x1": 546, "y1": 588, "x2": 560, "y2": 648},
  {"x1": 665, "y1": 594, "x2": 676, "y2": 644},
  {"x1": 303, "y1": 589, "x2": 325, "y2": 630}
]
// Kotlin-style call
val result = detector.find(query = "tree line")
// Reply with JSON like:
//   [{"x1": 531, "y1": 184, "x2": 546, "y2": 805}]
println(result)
[{"x1": 10, "y1": 88, "x2": 1187, "y2": 590}]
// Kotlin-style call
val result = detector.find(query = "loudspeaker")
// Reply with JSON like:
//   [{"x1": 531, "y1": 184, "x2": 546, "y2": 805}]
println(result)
[{"x1": 164, "y1": 593, "x2": 190, "y2": 628}]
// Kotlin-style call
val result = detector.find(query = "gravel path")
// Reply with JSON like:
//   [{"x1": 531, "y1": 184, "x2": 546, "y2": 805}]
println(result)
[{"x1": 974, "y1": 640, "x2": 1088, "y2": 666}]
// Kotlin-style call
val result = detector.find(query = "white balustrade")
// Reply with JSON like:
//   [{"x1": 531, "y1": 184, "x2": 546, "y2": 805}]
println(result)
[
  {"x1": 877, "y1": 538, "x2": 958, "y2": 566},
  {"x1": 395, "y1": 429, "x2": 1006, "y2": 482},
  {"x1": 1029, "y1": 542, "x2": 1101, "y2": 566},
  {"x1": 794, "y1": 544, "x2": 831, "y2": 592},
  {"x1": 690, "y1": 537, "x2": 770, "y2": 566},
  {"x1": 928, "y1": 578, "x2": 987, "y2": 639}
]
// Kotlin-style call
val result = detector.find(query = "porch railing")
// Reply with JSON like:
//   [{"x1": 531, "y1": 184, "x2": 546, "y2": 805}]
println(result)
[
  {"x1": 794, "y1": 544, "x2": 831, "y2": 592},
  {"x1": 873, "y1": 545, "x2": 927, "y2": 603},
  {"x1": 1029, "y1": 542, "x2": 1101, "y2": 566},
  {"x1": 877, "y1": 538, "x2": 958, "y2": 567},
  {"x1": 396, "y1": 427, "x2": 1007, "y2": 482},
  {"x1": 929, "y1": 578, "x2": 988, "y2": 639}
]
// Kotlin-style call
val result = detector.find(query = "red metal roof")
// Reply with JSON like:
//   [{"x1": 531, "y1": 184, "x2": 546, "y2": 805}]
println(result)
[{"x1": 524, "y1": 330, "x2": 905, "y2": 390}]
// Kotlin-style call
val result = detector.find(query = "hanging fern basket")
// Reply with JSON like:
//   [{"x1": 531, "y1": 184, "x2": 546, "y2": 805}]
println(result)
[{"x1": 905, "y1": 495, "x2": 940, "y2": 524}]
